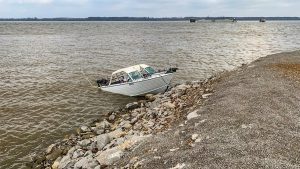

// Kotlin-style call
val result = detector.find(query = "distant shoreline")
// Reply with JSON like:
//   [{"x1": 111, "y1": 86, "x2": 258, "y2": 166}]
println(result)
[{"x1": 0, "y1": 17, "x2": 299, "y2": 21}]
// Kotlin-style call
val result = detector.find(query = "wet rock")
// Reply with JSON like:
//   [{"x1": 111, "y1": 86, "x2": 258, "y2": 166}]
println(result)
[
  {"x1": 46, "y1": 144, "x2": 56, "y2": 155},
  {"x1": 46, "y1": 148, "x2": 62, "y2": 161},
  {"x1": 34, "y1": 155, "x2": 46, "y2": 165},
  {"x1": 95, "y1": 134, "x2": 111, "y2": 150},
  {"x1": 108, "y1": 114, "x2": 116, "y2": 121},
  {"x1": 80, "y1": 126, "x2": 91, "y2": 133},
  {"x1": 125, "y1": 102, "x2": 139, "y2": 110},
  {"x1": 96, "y1": 147, "x2": 124, "y2": 166},
  {"x1": 187, "y1": 110, "x2": 199, "y2": 120},
  {"x1": 52, "y1": 157, "x2": 62, "y2": 169},
  {"x1": 145, "y1": 94, "x2": 156, "y2": 102}
]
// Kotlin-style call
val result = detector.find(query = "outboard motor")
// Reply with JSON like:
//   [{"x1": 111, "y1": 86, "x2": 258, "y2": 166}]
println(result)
[
  {"x1": 166, "y1": 67, "x2": 178, "y2": 74},
  {"x1": 96, "y1": 78, "x2": 109, "y2": 87}
]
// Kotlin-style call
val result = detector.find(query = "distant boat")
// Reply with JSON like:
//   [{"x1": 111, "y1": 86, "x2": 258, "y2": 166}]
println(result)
[
  {"x1": 96, "y1": 64, "x2": 178, "y2": 96},
  {"x1": 259, "y1": 18, "x2": 266, "y2": 22},
  {"x1": 190, "y1": 19, "x2": 196, "y2": 23}
]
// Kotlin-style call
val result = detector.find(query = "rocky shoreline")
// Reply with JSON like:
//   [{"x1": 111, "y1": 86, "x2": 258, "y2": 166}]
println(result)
[{"x1": 30, "y1": 74, "x2": 221, "y2": 169}]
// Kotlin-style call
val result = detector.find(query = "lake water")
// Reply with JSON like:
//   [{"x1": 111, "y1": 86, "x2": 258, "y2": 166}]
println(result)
[{"x1": 0, "y1": 21, "x2": 300, "y2": 169}]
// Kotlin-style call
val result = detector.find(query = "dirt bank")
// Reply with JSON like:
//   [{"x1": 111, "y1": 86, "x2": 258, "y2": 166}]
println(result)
[{"x1": 115, "y1": 50, "x2": 300, "y2": 168}]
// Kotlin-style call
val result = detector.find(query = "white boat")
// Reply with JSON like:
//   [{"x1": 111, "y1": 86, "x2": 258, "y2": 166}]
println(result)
[{"x1": 96, "y1": 64, "x2": 177, "y2": 96}]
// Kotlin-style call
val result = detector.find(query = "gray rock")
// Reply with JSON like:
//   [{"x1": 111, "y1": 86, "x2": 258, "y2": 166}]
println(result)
[
  {"x1": 84, "y1": 150, "x2": 93, "y2": 157},
  {"x1": 108, "y1": 115, "x2": 115, "y2": 121},
  {"x1": 80, "y1": 126, "x2": 91, "y2": 133},
  {"x1": 115, "y1": 137, "x2": 126, "y2": 145},
  {"x1": 125, "y1": 102, "x2": 139, "y2": 110},
  {"x1": 96, "y1": 147, "x2": 124, "y2": 166},
  {"x1": 95, "y1": 134, "x2": 111, "y2": 150},
  {"x1": 94, "y1": 128, "x2": 105, "y2": 135},
  {"x1": 58, "y1": 154, "x2": 73, "y2": 169},
  {"x1": 95, "y1": 120, "x2": 111, "y2": 129},
  {"x1": 74, "y1": 155, "x2": 99, "y2": 169},
  {"x1": 107, "y1": 128, "x2": 125, "y2": 139},
  {"x1": 187, "y1": 110, "x2": 199, "y2": 120},
  {"x1": 73, "y1": 149, "x2": 84, "y2": 159},
  {"x1": 78, "y1": 139, "x2": 91, "y2": 147},
  {"x1": 67, "y1": 147, "x2": 76, "y2": 156}
]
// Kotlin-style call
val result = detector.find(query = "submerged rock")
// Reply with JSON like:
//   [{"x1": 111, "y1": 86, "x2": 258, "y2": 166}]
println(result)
[{"x1": 125, "y1": 102, "x2": 139, "y2": 110}]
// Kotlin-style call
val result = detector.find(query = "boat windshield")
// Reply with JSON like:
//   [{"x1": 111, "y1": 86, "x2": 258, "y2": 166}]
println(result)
[
  {"x1": 129, "y1": 71, "x2": 142, "y2": 81},
  {"x1": 144, "y1": 67, "x2": 156, "y2": 75}
]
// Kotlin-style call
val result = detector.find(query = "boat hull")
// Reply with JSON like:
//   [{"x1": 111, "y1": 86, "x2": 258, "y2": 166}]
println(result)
[{"x1": 101, "y1": 73, "x2": 174, "y2": 96}]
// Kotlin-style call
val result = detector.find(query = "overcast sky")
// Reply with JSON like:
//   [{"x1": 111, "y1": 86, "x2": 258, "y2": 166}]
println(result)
[{"x1": 0, "y1": 0, "x2": 299, "y2": 18}]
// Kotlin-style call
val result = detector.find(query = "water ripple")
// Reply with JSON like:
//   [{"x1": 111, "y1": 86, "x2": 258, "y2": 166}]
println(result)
[{"x1": 0, "y1": 21, "x2": 300, "y2": 169}]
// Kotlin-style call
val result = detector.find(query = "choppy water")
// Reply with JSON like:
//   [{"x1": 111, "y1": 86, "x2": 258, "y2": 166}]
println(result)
[{"x1": 0, "y1": 21, "x2": 300, "y2": 168}]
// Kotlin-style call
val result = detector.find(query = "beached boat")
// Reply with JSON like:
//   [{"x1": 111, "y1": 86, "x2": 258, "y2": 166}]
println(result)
[{"x1": 96, "y1": 64, "x2": 178, "y2": 96}]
